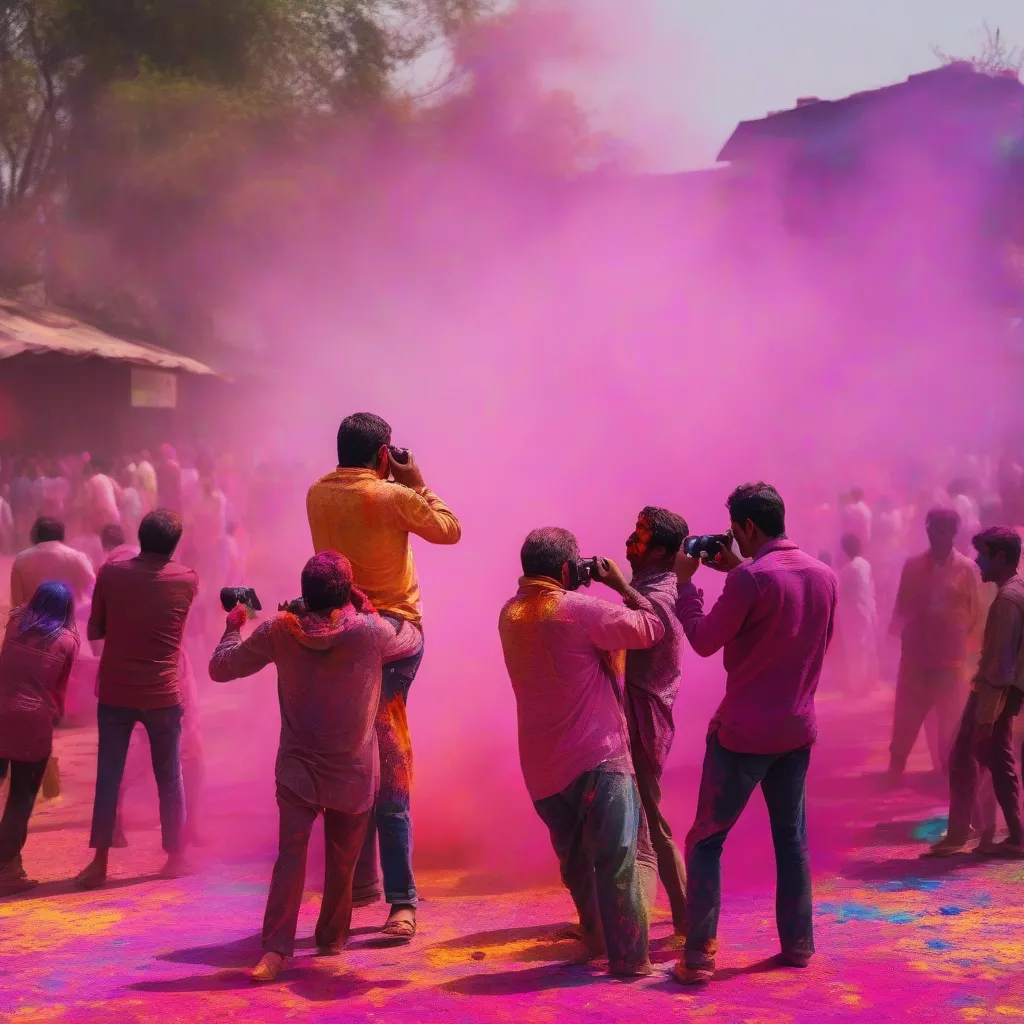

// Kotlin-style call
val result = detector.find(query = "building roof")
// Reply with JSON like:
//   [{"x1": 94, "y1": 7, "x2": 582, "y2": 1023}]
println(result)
[
  {"x1": 0, "y1": 295, "x2": 218, "y2": 376},
  {"x1": 718, "y1": 64, "x2": 1024, "y2": 163}
]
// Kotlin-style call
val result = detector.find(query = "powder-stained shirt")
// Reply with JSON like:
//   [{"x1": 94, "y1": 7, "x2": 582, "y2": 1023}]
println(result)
[
  {"x1": 0, "y1": 616, "x2": 79, "y2": 762},
  {"x1": 892, "y1": 550, "x2": 980, "y2": 670},
  {"x1": 88, "y1": 553, "x2": 198, "y2": 709},
  {"x1": 10, "y1": 541, "x2": 97, "y2": 609},
  {"x1": 306, "y1": 468, "x2": 461, "y2": 626},
  {"x1": 675, "y1": 540, "x2": 837, "y2": 755},
  {"x1": 625, "y1": 568, "x2": 685, "y2": 772},
  {"x1": 498, "y1": 576, "x2": 665, "y2": 802},
  {"x1": 209, "y1": 608, "x2": 422, "y2": 813},
  {"x1": 972, "y1": 574, "x2": 1024, "y2": 724}
]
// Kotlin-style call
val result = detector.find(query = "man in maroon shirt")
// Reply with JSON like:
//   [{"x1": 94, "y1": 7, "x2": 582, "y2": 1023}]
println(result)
[
  {"x1": 76, "y1": 509, "x2": 198, "y2": 888},
  {"x1": 670, "y1": 483, "x2": 837, "y2": 985}
]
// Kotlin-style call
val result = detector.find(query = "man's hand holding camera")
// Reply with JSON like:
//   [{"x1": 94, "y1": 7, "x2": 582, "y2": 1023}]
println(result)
[
  {"x1": 387, "y1": 447, "x2": 426, "y2": 491},
  {"x1": 591, "y1": 557, "x2": 649, "y2": 610},
  {"x1": 675, "y1": 532, "x2": 742, "y2": 585}
]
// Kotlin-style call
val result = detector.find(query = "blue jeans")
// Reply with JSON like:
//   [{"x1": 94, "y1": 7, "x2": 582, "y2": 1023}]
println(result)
[
  {"x1": 685, "y1": 734, "x2": 813, "y2": 969},
  {"x1": 89, "y1": 703, "x2": 186, "y2": 853},
  {"x1": 353, "y1": 623, "x2": 424, "y2": 907},
  {"x1": 533, "y1": 769, "x2": 649, "y2": 971}
]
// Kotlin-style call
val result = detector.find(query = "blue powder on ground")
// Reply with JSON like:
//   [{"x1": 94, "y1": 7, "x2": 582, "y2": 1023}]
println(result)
[
  {"x1": 926, "y1": 940, "x2": 952, "y2": 950},
  {"x1": 876, "y1": 878, "x2": 943, "y2": 893},
  {"x1": 912, "y1": 818, "x2": 949, "y2": 843},
  {"x1": 819, "y1": 902, "x2": 918, "y2": 924},
  {"x1": 939, "y1": 907, "x2": 964, "y2": 916}
]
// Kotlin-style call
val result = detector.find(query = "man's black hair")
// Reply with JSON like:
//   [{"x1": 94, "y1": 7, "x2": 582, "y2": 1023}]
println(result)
[
  {"x1": 138, "y1": 509, "x2": 183, "y2": 557},
  {"x1": 639, "y1": 507, "x2": 689, "y2": 558},
  {"x1": 336, "y1": 413, "x2": 392, "y2": 469},
  {"x1": 840, "y1": 533, "x2": 862, "y2": 559},
  {"x1": 973, "y1": 526, "x2": 1023, "y2": 572},
  {"x1": 100, "y1": 524, "x2": 126, "y2": 552},
  {"x1": 727, "y1": 482, "x2": 786, "y2": 539},
  {"x1": 32, "y1": 516, "x2": 65, "y2": 544},
  {"x1": 520, "y1": 527, "x2": 579, "y2": 581},
  {"x1": 926, "y1": 506, "x2": 961, "y2": 530}
]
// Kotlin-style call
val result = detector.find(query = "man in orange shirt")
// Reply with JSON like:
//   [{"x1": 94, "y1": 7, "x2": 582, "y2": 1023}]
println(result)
[
  {"x1": 306, "y1": 413, "x2": 461, "y2": 939},
  {"x1": 887, "y1": 508, "x2": 980, "y2": 787}
]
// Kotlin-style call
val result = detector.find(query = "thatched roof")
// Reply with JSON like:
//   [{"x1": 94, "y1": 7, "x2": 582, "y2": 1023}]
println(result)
[{"x1": 0, "y1": 295, "x2": 218, "y2": 376}]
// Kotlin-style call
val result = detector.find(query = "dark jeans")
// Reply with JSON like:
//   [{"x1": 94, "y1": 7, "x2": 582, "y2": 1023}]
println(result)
[
  {"x1": 89, "y1": 703, "x2": 186, "y2": 853},
  {"x1": 533, "y1": 769, "x2": 649, "y2": 972},
  {"x1": 263, "y1": 784, "x2": 370, "y2": 957},
  {"x1": 685, "y1": 733, "x2": 813, "y2": 970},
  {"x1": 0, "y1": 756, "x2": 49, "y2": 866},
  {"x1": 353, "y1": 623, "x2": 424, "y2": 907},
  {"x1": 632, "y1": 734, "x2": 687, "y2": 934},
  {"x1": 948, "y1": 688, "x2": 1023, "y2": 843}
]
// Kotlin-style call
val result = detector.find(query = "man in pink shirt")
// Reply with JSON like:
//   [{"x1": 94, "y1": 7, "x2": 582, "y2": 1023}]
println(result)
[
  {"x1": 671, "y1": 483, "x2": 837, "y2": 985},
  {"x1": 10, "y1": 517, "x2": 96, "y2": 613},
  {"x1": 498, "y1": 527, "x2": 665, "y2": 978}
]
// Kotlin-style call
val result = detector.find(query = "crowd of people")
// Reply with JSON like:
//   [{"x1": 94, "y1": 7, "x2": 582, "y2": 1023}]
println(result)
[{"x1": 1, "y1": 413, "x2": 1024, "y2": 989}]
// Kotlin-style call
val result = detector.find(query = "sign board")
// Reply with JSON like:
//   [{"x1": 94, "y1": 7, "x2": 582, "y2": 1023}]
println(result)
[{"x1": 130, "y1": 368, "x2": 177, "y2": 409}]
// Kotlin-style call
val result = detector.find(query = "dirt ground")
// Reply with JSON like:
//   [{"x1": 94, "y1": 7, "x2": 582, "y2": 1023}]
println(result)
[{"x1": 3, "y1": 685, "x2": 1024, "y2": 1023}]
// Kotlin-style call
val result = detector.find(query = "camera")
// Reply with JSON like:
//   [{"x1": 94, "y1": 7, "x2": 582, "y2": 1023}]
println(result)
[
  {"x1": 683, "y1": 534, "x2": 731, "y2": 560},
  {"x1": 566, "y1": 556, "x2": 601, "y2": 591},
  {"x1": 220, "y1": 587, "x2": 263, "y2": 613},
  {"x1": 388, "y1": 446, "x2": 410, "y2": 465}
]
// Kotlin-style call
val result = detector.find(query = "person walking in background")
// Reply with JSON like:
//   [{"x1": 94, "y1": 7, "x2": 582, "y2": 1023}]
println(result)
[
  {"x1": 887, "y1": 508, "x2": 980, "y2": 787},
  {"x1": 623, "y1": 506, "x2": 690, "y2": 937},
  {"x1": 840, "y1": 488, "x2": 872, "y2": 551},
  {"x1": 82, "y1": 459, "x2": 121, "y2": 536},
  {"x1": 135, "y1": 451, "x2": 158, "y2": 514},
  {"x1": 76, "y1": 510, "x2": 198, "y2": 889},
  {"x1": 929, "y1": 527, "x2": 1024, "y2": 857},
  {"x1": 836, "y1": 533, "x2": 879, "y2": 695},
  {"x1": 498, "y1": 528, "x2": 664, "y2": 977},
  {"x1": 672, "y1": 483, "x2": 837, "y2": 984},
  {"x1": 0, "y1": 582, "x2": 80, "y2": 893},
  {"x1": 306, "y1": 413, "x2": 461, "y2": 940},
  {"x1": 10, "y1": 517, "x2": 96, "y2": 612},
  {"x1": 156, "y1": 445, "x2": 183, "y2": 514},
  {"x1": 209, "y1": 551, "x2": 421, "y2": 982}
]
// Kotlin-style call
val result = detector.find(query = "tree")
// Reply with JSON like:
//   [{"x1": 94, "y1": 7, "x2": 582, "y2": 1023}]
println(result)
[
  {"x1": 0, "y1": 2, "x2": 67, "y2": 212},
  {"x1": 934, "y1": 23, "x2": 1024, "y2": 77}
]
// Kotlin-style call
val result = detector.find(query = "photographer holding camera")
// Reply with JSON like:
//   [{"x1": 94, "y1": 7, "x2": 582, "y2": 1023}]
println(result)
[
  {"x1": 307, "y1": 412, "x2": 461, "y2": 940},
  {"x1": 498, "y1": 527, "x2": 665, "y2": 977},
  {"x1": 209, "y1": 551, "x2": 421, "y2": 983},
  {"x1": 670, "y1": 483, "x2": 837, "y2": 985}
]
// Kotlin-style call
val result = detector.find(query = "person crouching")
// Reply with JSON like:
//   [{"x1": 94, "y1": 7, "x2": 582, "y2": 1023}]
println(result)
[{"x1": 209, "y1": 551, "x2": 421, "y2": 983}]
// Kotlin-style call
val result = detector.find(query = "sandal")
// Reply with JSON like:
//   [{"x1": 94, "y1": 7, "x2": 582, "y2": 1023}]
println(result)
[{"x1": 381, "y1": 905, "x2": 416, "y2": 941}]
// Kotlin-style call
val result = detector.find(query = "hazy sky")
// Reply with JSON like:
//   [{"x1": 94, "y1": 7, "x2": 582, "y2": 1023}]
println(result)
[{"x1": 581, "y1": 1, "x2": 1024, "y2": 169}]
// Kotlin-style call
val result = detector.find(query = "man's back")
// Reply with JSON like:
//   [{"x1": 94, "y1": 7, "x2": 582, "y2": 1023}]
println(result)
[
  {"x1": 306, "y1": 468, "x2": 460, "y2": 625},
  {"x1": 679, "y1": 542, "x2": 837, "y2": 755},
  {"x1": 89, "y1": 554, "x2": 197, "y2": 710},
  {"x1": 11, "y1": 541, "x2": 96, "y2": 607},
  {"x1": 498, "y1": 578, "x2": 663, "y2": 802}
]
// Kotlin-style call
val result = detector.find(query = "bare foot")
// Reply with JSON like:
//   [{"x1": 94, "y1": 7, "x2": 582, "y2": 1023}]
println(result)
[
  {"x1": 75, "y1": 860, "x2": 108, "y2": 891},
  {"x1": 252, "y1": 952, "x2": 285, "y2": 982},
  {"x1": 158, "y1": 853, "x2": 195, "y2": 879},
  {"x1": 0, "y1": 859, "x2": 39, "y2": 896}
]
